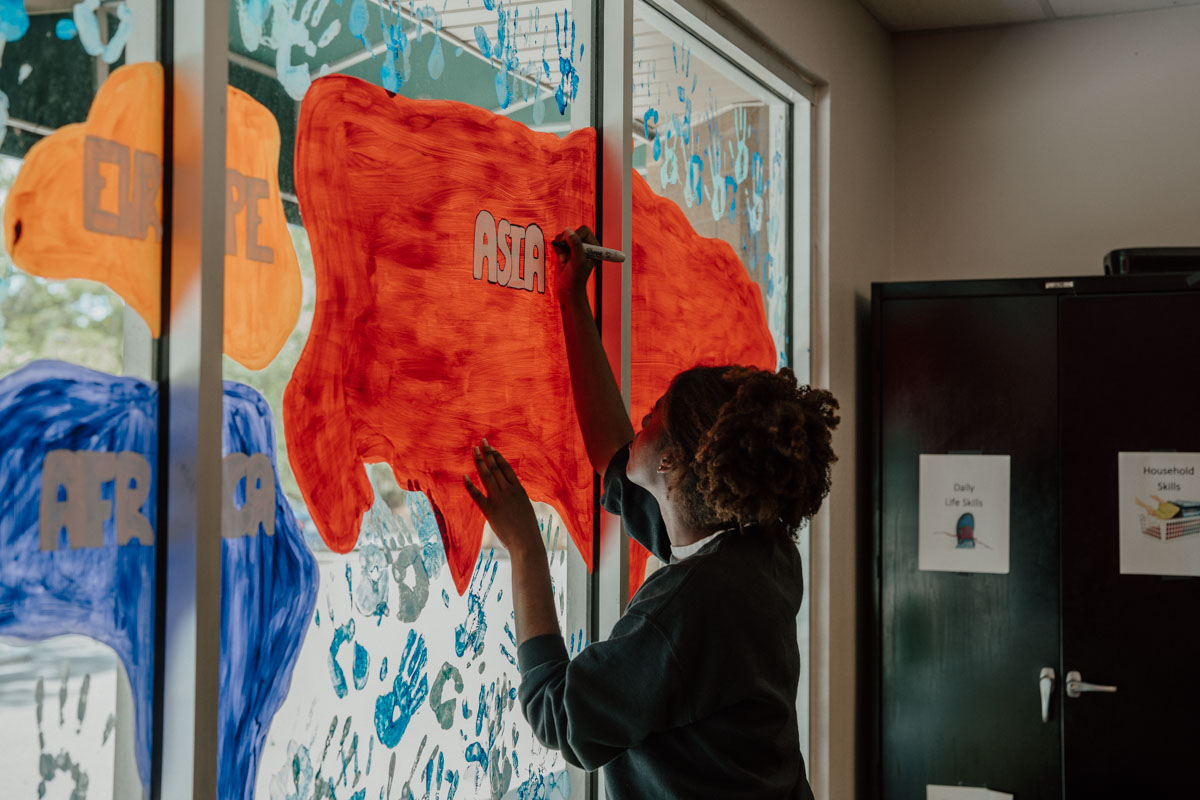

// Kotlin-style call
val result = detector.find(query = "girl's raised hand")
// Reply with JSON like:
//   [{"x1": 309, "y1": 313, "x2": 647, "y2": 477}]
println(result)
[
  {"x1": 552, "y1": 226, "x2": 600, "y2": 305},
  {"x1": 463, "y1": 441, "x2": 544, "y2": 558}
]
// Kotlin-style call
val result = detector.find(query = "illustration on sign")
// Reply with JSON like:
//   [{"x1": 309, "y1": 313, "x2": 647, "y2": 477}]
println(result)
[
  {"x1": 952, "y1": 512, "x2": 979, "y2": 548},
  {"x1": 918, "y1": 454, "x2": 1011, "y2": 574}
]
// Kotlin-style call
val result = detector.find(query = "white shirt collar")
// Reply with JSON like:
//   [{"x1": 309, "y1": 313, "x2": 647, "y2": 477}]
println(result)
[{"x1": 670, "y1": 527, "x2": 735, "y2": 562}]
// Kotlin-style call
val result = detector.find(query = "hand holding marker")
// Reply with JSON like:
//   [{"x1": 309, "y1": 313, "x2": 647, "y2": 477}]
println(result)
[{"x1": 551, "y1": 236, "x2": 627, "y2": 264}]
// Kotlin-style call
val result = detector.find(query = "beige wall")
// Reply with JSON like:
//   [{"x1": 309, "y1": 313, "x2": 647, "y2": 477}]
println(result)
[
  {"x1": 714, "y1": 1, "x2": 895, "y2": 798},
  {"x1": 894, "y1": 5, "x2": 1200, "y2": 282},
  {"x1": 715, "y1": 4, "x2": 1200, "y2": 797}
]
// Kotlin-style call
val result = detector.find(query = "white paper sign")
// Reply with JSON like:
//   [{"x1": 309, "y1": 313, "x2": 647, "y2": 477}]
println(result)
[
  {"x1": 927, "y1": 786, "x2": 1013, "y2": 800},
  {"x1": 1117, "y1": 452, "x2": 1200, "y2": 576},
  {"x1": 918, "y1": 454, "x2": 1011, "y2": 574}
]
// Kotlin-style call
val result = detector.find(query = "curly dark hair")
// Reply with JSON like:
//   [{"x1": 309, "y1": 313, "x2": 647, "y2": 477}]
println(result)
[{"x1": 659, "y1": 365, "x2": 840, "y2": 539}]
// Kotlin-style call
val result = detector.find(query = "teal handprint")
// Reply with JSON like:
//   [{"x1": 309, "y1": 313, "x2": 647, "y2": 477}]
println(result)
[
  {"x1": 729, "y1": 107, "x2": 751, "y2": 185},
  {"x1": 374, "y1": 630, "x2": 429, "y2": 748}
]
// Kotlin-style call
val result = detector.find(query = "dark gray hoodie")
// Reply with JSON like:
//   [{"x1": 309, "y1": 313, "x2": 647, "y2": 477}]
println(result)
[{"x1": 517, "y1": 445, "x2": 815, "y2": 799}]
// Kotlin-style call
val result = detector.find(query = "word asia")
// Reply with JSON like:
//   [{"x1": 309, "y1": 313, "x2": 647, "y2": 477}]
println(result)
[{"x1": 472, "y1": 211, "x2": 547, "y2": 293}]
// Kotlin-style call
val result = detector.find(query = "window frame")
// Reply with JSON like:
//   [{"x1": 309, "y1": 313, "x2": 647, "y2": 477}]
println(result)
[{"x1": 0, "y1": 1, "x2": 818, "y2": 797}]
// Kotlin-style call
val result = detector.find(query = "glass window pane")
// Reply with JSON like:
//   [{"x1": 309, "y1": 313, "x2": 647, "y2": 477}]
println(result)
[
  {"x1": 631, "y1": 3, "x2": 793, "y2": 375},
  {"x1": 629, "y1": 0, "x2": 812, "y2": 765},
  {"x1": 627, "y1": 2, "x2": 795, "y2": 584},
  {"x1": 0, "y1": 6, "x2": 161, "y2": 799},
  {"x1": 222, "y1": 3, "x2": 593, "y2": 797}
]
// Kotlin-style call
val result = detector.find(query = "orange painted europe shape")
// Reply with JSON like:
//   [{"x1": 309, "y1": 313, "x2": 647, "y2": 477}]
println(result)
[
  {"x1": 2, "y1": 62, "x2": 300, "y2": 370},
  {"x1": 287, "y1": 75, "x2": 775, "y2": 595}
]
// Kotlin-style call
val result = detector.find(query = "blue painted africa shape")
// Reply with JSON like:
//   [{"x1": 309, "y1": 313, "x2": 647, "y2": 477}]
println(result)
[
  {"x1": 0, "y1": 361, "x2": 318, "y2": 798},
  {"x1": 219, "y1": 380, "x2": 320, "y2": 800},
  {"x1": 0, "y1": 360, "x2": 157, "y2": 789}
]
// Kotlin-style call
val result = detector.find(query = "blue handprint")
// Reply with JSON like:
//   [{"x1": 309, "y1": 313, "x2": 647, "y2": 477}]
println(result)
[
  {"x1": 723, "y1": 175, "x2": 738, "y2": 223},
  {"x1": 454, "y1": 550, "x2": 498, "y2": 660},
  {"x1": 501, "y1": 619, "x2": 518, "y2": 667},
  {"x1": 73, "y1": 0, "x2": 134, "y2": 64},
  {"x1": 327, "y1": 617, "x2": 356, "y2": 698},
  {"x1": 659, "y1": 138, "x2": 680, "y2": 190},
  {"x1": 463, "y1": 678, "x2": 514, "y2": 797},
  {"x1": 233, "y1": 0, "x2": 345, "y2": 99},
  {"x1": 644, "y1": 107, "x2": 661, "y2": 160},
  {"x1": 746, "y1": 151, "x2": 766, "y2": 233},
  {"x1": 685, "y1": 154, "x2": 704, "y2": 209},
  {"x1": 729, "y1": 107, "x2": 751, "y2": 185},
  {"x1": 374, "y1": 629, "x2": 429, "y2": 748},
  {"x1": 552, "y1": 9, "x2": 580, "y2": 114}
]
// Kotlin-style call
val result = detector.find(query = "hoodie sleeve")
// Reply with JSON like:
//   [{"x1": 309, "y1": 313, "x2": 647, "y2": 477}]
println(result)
[
  {"x1": 516, "y1": 610, "x2": 693, "y2": 770},
  {"x1": 599, "y1": 444, "x2": 672, "y2": 563}
]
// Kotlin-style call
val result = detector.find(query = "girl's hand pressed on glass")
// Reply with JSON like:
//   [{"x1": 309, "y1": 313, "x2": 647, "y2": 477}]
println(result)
[{"x1": 464, "y1": 441, "x2": 543, "y2": 558}]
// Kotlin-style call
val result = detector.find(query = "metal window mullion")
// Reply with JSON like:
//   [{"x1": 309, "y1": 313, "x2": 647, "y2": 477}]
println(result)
[
  {"x1": 113, "y1": 6, "x2": 159, "y2": 799},
  {"x1": 566, "y1": 4, "x2": 599, "y2": 799},
  {"x1": 806, "y1": 82, "x2": 832, "y2": 800},
  {"x1": 596, "y1": 0, "x2": 632, "y2": 644},
  {"x1": 789, "y1": 96, "x2": 816, "y2": 768},
  {"x1": 594, "y1": 2, "x2": 633, "y2": 797},
  {"x1": 122, "y1": 0, "x2": 157, "y2": 385},
  {"x1": 158, "y1": 0, "x2": 227, "y2": 797}
]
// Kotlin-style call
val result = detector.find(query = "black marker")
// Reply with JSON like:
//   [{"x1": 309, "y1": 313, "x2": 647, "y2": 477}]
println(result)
[{"x1": 550, "y1": 239, "x2": 627, "y2": 263}]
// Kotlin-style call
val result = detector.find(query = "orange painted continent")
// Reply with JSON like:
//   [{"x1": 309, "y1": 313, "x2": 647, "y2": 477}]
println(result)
[{"x1": 2, "y1": 62, "x2": 300, "y2": 370}]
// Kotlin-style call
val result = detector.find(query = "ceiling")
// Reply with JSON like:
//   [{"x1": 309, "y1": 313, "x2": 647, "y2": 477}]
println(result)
[{"x1": 858, "y1": 0, "x2": 1200, "y2": 32}]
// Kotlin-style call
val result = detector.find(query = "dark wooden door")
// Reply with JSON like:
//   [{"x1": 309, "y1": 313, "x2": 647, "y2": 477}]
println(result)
[
  {"x1": 878, "y1": 294, "x2": 1062, "y2": 800},
  {"x1": 1059, "y1": 291, "x2": 1200, "y2": 799}
]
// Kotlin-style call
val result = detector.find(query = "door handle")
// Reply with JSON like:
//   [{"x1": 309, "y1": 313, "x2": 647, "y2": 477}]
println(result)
[
  {"x1": 1039, "y1": 667, "x2": 1055, "y2": 723},
  {"x1": 1065, "y1": 670, "x2": 1117, "y2": 698}
]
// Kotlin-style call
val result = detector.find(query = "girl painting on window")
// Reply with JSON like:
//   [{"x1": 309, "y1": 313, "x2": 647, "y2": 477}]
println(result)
[{"x1": 463, "y1": 227, "x2": 836, "y2": 799}]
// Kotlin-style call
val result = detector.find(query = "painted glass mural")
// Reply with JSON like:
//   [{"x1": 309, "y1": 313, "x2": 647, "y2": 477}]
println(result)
[
  {"x1": 224, "y1": 2, "x2": 591, "y2": 798},
  {"x1": 3, "y1": 59, "x2": 300, "y2": 368},
  {"x1": 2, "y1": 7, "x2": 316, "y2": 798},
  {"x1": 1, "y1": 1, "x2": 808, "y2": 796},
  {"x1": 0, "y1": 4, "x2": 158, "y2": 798},
  {"x1": 0, "y1": 362, "x2": 317, "y2": 800}
]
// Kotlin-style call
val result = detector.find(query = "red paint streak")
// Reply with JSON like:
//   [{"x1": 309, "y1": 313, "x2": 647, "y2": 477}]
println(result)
[{"x1": 288, "y1": 76, "x2": 775, "y2": 595}]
